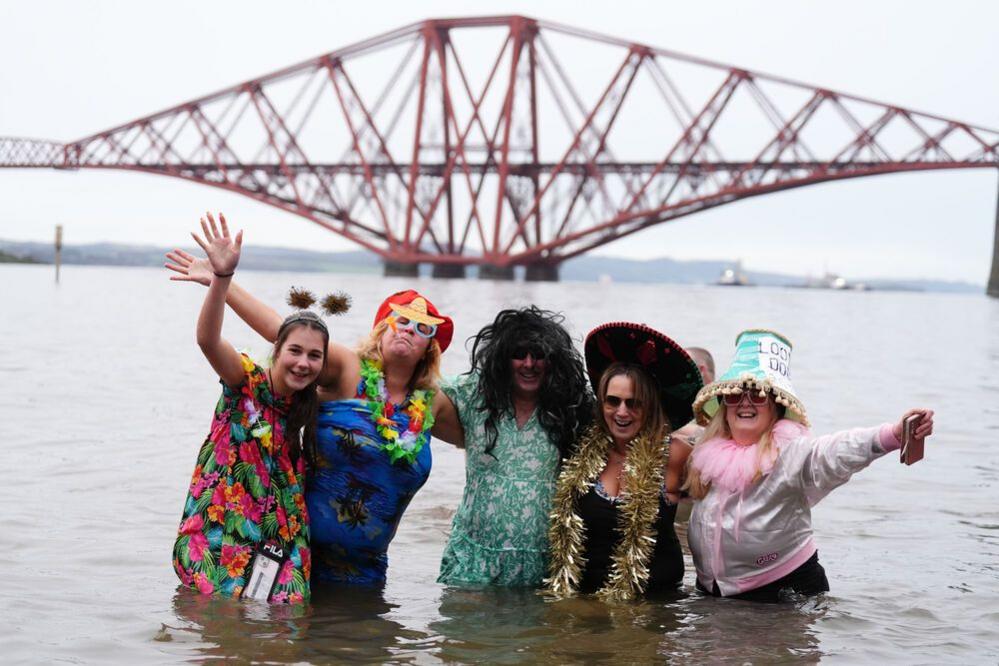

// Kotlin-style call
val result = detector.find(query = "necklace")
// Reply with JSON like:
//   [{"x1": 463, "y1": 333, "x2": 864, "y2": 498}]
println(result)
[
  {"x1": 358, "y1": 358, "x2": 435, "y2": 465},
  {"x1": 546, "y1": 424, "x2": 669, "y2": 602}
]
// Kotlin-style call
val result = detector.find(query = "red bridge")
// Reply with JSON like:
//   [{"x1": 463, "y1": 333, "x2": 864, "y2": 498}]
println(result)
[{"x1": 3, "y1": 15, "x2": 999, "y2": 288}]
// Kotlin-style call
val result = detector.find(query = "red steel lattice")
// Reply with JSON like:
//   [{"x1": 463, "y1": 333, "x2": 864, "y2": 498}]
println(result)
[{"x1": 3, "y1": 15, "x2": 998, "y2": 276}]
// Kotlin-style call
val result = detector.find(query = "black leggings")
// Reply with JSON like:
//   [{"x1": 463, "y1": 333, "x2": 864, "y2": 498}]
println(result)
[{"x1": 697, "y1": 551, "x2": 830, "y2": 603}]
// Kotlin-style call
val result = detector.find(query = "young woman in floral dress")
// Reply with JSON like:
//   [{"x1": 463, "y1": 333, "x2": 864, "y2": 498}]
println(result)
[{"x1": 173, "y1": 214, "x2": 324, "y2": 604}]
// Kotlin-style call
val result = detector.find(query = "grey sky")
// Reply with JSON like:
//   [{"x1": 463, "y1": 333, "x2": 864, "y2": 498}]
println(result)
[{"x1": 1, "y1": 0, "x2": 996, "y2": 282}]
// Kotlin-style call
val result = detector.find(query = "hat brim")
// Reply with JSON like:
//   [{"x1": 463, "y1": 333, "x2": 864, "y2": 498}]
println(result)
[
  {"x1": 692, "y1": 375, "x2": 809, "y2": 427},
  {"x1": 388, "y1": 302, "x2": 446, "y2": 326},
  {"x1": 584, "y1": 322, "x2": 703, "y2": 431}
]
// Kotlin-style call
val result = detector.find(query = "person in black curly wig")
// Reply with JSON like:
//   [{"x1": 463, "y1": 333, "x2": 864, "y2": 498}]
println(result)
[
  {"x1": 437, "y1": 306, "x2": 593, "y2": 587},
  {"x1": 470, "y1": 307, "x2": 592, "y2": 460}
]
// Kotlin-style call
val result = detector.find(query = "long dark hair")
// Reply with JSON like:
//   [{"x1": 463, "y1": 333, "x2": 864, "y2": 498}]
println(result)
[
  {"x1": 467, "y1": 306, "x2": 593, "y2": 460},
  {"x1": 273, "y1": 317, "x2": 329, "y2": 466}
]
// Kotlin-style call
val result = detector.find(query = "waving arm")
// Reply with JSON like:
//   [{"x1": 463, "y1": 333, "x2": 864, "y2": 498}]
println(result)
[{"x1": 192, "y1": 213, "x2": 245, "y2": 387}]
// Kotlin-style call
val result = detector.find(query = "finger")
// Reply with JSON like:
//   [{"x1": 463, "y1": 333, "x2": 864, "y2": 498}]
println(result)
[
  {"x1": 165, "y1": 251, "x2": 187, "y2": 265},
  {"x1": 176, "y1": 249, "x2": 197, "y2": 261},
  {"x1": 206, "y1": 211, "x2": 222, "y2": 239},
  {"x1": 219, "y1": 212, "x2": 230, "y2": 239},
  {"x1": 191, "y1": 231, "x2": 209, "y2": 253},
  {"x1": 200, "y1": 216, "x2": 213, "y2": 242},
  {"x1": 234, "y1": 229, "x2": 243, "y2": 250},
  {"x1": 165, "y1": 263, "x2": 185, "y2": 275}
]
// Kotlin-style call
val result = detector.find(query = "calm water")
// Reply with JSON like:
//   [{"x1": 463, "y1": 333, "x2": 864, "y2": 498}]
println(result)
[{"x1": 2, "y1": 263, "x2": 998, "y2": 664}]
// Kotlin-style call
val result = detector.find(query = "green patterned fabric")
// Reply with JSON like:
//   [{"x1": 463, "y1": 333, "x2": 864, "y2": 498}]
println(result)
[{"x1": 438, "y1": 372, "x2": 560, "y2": 587}]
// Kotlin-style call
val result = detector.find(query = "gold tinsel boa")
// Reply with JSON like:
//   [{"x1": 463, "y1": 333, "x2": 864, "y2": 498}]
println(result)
[{"x1": 545, "y1": 424, "x2": 669, "y2": 602}]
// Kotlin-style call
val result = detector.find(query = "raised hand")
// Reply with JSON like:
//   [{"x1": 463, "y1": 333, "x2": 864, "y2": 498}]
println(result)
[
  {"x1": 190, "y1": 212, "x2": 242, "y2": 277},
  {"x1": 892, "y1": 408, "x2": 935, "y2": 443},
  {"x1": 164, "y1": 249, "x2": 213, "y2": 286}
]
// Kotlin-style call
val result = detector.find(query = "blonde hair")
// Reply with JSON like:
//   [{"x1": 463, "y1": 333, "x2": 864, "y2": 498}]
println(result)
[
  {"x1": 356, "y1": 319, "x2": 442, "y2": 391},
  {"x1": 683, "y1": 393, "x2": 780, "y2": 500},
  {"x1": 595, "y1": 363, "x2": 669, "y2": 443}
]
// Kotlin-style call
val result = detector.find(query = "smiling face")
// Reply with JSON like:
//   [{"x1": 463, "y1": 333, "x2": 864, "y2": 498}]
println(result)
[
  {"x1": 602, "y1": 374, "x2": 646, "y2": 446},
  {"x1": 510, "y1": 347, "x2": 548, "y2": 400},
  {"x1": 725, "y1": 390, "x2": 778, "y2": 445},
  {"x1": 271, "y1": 325, "x2": 327, "y2": 395}
]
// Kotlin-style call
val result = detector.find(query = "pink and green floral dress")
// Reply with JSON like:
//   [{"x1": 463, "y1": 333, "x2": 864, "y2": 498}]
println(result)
[{"x1": 173, "y1": 354, "x2": 311, "y2": 604}]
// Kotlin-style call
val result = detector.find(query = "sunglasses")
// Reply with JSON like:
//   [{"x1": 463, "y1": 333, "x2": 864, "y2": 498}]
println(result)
[
  {"x1": 511, "y1": 345, "x2": 548, "y2": 361},
  {"x1": 722, "y1": 391, "x2": 770, "y2": 406},
  {"x1": 603, "y1": 395, "x2": 643, "y2": 410},
  {"x1": 389, "y1": 316, "x2": 438, "y2": 339}
]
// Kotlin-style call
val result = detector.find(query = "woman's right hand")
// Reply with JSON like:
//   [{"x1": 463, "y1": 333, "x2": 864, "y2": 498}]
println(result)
[
  {"x1": 164, "y1": 249, "x2": 212, "y2": 286},
  {"x1": 191, "y1": 212, "x2": 242, "y2": 278}
]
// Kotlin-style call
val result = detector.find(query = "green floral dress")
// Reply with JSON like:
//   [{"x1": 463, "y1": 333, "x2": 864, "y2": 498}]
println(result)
[
  {"x1": 172, "y1": 354, "x2": 310, "y2": 604},
  {"x1": 438, "y1": 372, "x2": 560, "y2": 587}
]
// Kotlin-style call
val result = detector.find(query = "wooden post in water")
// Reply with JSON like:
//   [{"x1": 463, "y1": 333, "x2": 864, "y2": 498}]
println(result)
[
  {"x1": 55, "y1": 225, "x2": 63, "y2": 283},
  {"x1": 989, "y1": 171, "x2": 999, "y2": 298}
]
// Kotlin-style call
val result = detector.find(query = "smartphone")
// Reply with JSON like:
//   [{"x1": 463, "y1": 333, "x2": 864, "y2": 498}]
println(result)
[{"x1": 900, "y1": 414, "x2": 924, "y2": 465}]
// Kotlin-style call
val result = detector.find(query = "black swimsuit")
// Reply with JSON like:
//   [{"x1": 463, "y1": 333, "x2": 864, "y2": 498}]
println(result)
[{"x1": 577, "y1": 479, "x2": 684, "y2": 595}]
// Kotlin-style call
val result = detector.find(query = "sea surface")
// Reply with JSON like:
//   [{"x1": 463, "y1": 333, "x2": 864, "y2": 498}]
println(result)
[{"x1": 2, "y1": 263, "x2": 998, "y2": 664}]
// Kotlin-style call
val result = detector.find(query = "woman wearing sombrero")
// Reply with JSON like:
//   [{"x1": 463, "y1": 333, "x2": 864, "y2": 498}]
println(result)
[
  {"x1": 165, "y1": 215, "x2": 462, "y2": 587},
  {"x1": 546, "y1": 323, "x2": 704, "y2": 601},
  {"x1": 685, "y1": 330, "x2": 934, "y2": 602}
]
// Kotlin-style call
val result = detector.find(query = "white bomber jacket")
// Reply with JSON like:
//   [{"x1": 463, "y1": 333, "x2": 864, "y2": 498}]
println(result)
[{"x1": 688, "y1": 420, "x2": 901, "y2": 596}]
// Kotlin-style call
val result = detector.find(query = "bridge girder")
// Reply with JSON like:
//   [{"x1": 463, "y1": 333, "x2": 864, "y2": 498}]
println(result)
[{"x1": 2, "y1": 15, "x2": 998, "y2": 273}]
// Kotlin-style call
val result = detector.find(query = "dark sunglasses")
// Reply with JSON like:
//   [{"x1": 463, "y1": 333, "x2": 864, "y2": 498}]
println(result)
[
  {"x1": 603, "y1": 395, "x2": 643, "y2": 410},
  {"x1": 511, "y1": 345, "x2": 548, "y2": 361},
  {"x1": 722, "y1": 391, "x2": 770, "y2": 406}
]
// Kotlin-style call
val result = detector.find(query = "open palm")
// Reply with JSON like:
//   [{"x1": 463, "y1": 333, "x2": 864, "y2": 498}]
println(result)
[{"x1": 191, "y1": 212, "x2": 242, "y2": 275}]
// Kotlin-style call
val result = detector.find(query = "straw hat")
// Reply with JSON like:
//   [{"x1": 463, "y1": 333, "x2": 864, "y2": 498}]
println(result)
[{"x1": 373, "y1": 290, "x2": 454, "y2": 352}]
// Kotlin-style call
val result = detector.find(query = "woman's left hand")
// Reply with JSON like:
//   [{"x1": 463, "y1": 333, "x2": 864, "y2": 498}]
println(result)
[
  {"x1": 191, "y1": 212, "x2": 242, "y2": 277},
  {"x1": 892, "y1": 408, "x2": 934, "y2": 442}
]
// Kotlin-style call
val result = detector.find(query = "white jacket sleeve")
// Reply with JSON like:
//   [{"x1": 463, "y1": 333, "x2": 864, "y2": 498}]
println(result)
[{"x1": 783, "y1": 425, "x2": 893, "y2": 507}]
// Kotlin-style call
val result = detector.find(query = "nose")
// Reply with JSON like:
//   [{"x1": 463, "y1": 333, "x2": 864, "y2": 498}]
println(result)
[
  {"x1": 522, "y1": 353, "x2": 537, "y2": 368},
  {"x1": 614, "y1": 401, "x2": 630, "y2": 417}
]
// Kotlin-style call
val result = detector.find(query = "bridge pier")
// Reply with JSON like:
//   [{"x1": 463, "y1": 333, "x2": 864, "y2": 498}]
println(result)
[
  {"x1": 479, "y1": 264, "x2": 515, "y2": 280},
  {"x1": 431, "y1": 264, "x2": 466, "y2": 279},
  {"x1": 988, "y1": 171, "x2": 999, "y2": 298},
  {"x1": 524, "y1": 262, "x2": 559, "y2": 282},
  {"x1": 383, "y1": 260, "x2": 420, "y2": 278}
]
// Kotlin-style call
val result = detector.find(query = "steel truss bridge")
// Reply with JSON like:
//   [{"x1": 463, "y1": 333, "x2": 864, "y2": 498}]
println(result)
[{"x1": 2, "y1": 15, "x2": 998, "y2": 288}]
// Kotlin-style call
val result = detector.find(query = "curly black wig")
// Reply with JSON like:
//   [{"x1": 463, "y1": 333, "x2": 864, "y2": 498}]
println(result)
[{"x1": 466, "y1": 306, "x2": 593, "y2": 460}]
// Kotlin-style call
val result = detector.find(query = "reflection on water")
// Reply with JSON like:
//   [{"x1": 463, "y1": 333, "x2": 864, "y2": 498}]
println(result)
[{"x1": 3, "y1": 264, "x2": 999, "y2": 663}]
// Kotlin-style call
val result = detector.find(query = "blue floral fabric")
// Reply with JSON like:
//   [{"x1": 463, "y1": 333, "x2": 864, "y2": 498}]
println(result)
[{"x1": 307, "y1": 394, "x2": 432, "y2": 586}]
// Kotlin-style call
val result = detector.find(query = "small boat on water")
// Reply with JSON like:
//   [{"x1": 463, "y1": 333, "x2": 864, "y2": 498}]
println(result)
[
  {"x1": 800, "y1": 272, "x2": 869, "y2": 291},
  {"x1": 717, "y1": 261, "x2": 751, "y2": 286}
]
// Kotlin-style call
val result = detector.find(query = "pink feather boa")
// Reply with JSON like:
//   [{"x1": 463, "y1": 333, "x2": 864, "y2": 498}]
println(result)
[{"x1": 690, "y1": 419, "x2": 810, "y2": 494}]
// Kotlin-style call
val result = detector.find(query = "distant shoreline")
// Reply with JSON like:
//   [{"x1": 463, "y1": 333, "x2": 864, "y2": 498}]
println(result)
[{"x1": 0, "y1": 238, "x2": 984, "y2": 294}]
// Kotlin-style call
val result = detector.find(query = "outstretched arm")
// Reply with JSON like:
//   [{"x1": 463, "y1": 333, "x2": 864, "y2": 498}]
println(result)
[
  {"x1": 166, "y1": 231, "x2": 353, "y2": 388},
  {"x1": 192, "y1": 213, "x2": 245, "y2": 387},
  {"x1": 166, "y1": 248, "x2": 284, "y2": 341}
]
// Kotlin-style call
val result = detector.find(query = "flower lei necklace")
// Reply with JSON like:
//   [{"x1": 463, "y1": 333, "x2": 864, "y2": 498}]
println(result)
[
  {"x1": 358, "y1": 358, "x2": 435, "y2": 465},
  {"x1": 545, "y1": 424, "x2": 669, "y2": 602}
]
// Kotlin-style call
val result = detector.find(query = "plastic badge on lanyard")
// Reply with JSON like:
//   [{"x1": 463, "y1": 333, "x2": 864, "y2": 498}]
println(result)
[{"x1": 242, "y1": 543, "x2": 288, "y2": 601}]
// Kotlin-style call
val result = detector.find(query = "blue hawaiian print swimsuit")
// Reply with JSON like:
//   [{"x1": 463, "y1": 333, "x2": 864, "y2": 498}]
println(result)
[{"x1": 307, "y1": 382, "x2": 433, "y2": 586}]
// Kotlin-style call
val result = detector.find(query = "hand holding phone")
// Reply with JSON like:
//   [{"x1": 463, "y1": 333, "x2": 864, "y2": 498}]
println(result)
[{"x1": 900, "y1": 414, "x2": 925, "y2": 465}]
